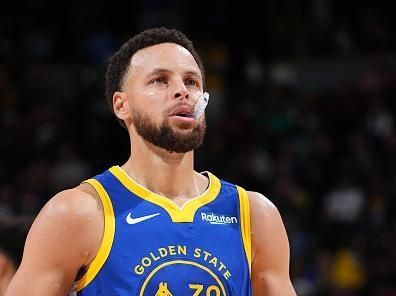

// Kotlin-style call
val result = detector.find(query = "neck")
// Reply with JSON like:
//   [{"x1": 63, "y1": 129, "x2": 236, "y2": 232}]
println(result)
[{"x1": 122, "y1": 134, "x2": 208, "y2": 204}]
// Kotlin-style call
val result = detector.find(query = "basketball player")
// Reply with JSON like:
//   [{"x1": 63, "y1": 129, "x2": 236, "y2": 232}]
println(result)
[{"x1": 6, "y1": 27, "x2": 296, "y2": 295}]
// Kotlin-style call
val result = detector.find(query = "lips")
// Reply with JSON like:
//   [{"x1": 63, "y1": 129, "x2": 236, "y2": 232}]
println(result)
[{"x1": 170, "y1": 105, "x2": 194, "y2": 118}]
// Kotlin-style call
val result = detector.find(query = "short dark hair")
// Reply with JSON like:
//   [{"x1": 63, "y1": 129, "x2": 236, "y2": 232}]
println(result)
[{"x1": 105, "y1": 27, "x2": 205, "y2": 127}]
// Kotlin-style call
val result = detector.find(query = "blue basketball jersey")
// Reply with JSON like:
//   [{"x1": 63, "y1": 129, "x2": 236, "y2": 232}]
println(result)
[{"x1": 72, "y1": 166, "x2": 252, "y2": 296}]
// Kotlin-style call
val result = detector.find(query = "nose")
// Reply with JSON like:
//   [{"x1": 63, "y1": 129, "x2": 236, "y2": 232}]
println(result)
[{"x1": 173, "y1": 80, "x2": 189, "y2": 100}]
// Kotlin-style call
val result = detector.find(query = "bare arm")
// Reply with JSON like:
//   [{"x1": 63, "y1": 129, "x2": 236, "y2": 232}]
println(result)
[
  {"x1": 249, "y1": 191, "x2": 296, "y2": 296},
  {"x1": 5, "y1": 184, "x2": 103, "y2": 296}
]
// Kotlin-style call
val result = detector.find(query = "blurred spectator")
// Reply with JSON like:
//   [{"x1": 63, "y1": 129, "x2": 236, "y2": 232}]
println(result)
[
  {"x1": 322, "y1": 173, "x2": 365, "y2": 225},
  {"x1": 330, "y1": 248, "x2": 366, "y2": 293}
]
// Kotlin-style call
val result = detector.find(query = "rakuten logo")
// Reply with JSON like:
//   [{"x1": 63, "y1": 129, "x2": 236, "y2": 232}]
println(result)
[{"x1": 201, "y1": 213, "x2": 238, "y2": 225}]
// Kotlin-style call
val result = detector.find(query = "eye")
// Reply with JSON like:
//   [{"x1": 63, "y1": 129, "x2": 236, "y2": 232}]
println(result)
[
  {"x1": 151, "y1": 76, "x2": 168, "y2": 85},
  {"x1": 185, "y1": 79, "x2": 199, "y2": 87}
]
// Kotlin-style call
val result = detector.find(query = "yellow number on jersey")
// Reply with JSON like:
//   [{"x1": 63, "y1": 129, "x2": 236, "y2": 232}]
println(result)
[{"x1": 189, "y1": 284, "x2": 221, "y2": 296}]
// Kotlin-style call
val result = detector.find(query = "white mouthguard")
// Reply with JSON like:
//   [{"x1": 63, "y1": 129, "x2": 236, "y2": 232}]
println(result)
[{"x1": 193, "y1": 92, "x2": 210, "y2": 119}]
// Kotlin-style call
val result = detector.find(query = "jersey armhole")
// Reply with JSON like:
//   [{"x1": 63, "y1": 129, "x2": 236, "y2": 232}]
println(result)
[
  {"x1": 72, "y1": 178, "x2": 116, "y2": 292},
  {"x1": 236, "y1": 186, "x2": 252, "y2": 275}
]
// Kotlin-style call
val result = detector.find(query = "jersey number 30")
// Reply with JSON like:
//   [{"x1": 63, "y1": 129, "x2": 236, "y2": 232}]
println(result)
[{"x1": 189, "y1": 284, "x2": 221, "y2": 296}]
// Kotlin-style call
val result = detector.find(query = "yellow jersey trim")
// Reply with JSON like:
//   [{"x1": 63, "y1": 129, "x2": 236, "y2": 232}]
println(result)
[
  {"x1": 74, "y1": 179, "x2": 116, "y2": 291},
  {"x1": 237, "y1": 186, "x2": 252, "y2": 274},
  {"x1": 139, "y1": 260, "x2": 227, "y2": 296},
  {"x1": 109, "y1": 166, "x2": 221, "y2": 223}
]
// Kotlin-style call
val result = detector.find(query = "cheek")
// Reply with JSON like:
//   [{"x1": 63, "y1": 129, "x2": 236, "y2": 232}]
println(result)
[
  {"x1": 134, "y1": 88, "x2": 165, "y2": 106},
  {"x1": 144, "y1": 89, "x2": 157, "y2": 97},
  {"x1": 129, "y1": 89, "x2": 168, "y2": 119}
]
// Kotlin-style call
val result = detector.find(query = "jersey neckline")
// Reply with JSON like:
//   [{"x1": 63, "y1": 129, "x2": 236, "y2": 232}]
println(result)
[{"x1": 109, "y1": 165, "x2": 221, "y2": 222}]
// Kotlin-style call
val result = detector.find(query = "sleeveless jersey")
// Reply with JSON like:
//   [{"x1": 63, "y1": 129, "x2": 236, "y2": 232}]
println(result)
[{"x1": 72, "y1": 166, "x2": 252, "y2": 296}]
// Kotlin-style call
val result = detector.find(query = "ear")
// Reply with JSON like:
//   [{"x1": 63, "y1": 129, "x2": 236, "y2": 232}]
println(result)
[{"x1": 113, "y1": 91, "x2": 130, "y2": 121}]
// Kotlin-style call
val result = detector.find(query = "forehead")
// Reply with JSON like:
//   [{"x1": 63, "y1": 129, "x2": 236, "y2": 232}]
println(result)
[{"x1": 129, "y1": 43, "x2": 201, "y2": 77}]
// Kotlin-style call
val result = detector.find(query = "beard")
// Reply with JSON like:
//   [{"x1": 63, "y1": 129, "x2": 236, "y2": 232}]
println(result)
[{"x1": 131, "y1": 108, "x2": 206, "y2": 153}]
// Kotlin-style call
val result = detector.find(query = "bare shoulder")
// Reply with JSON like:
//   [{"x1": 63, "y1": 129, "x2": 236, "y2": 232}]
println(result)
[
  {"x1": 246, "y1": 191, "x2": 282, "y2": 225},
  {"x1": 245, "y1": 190, "x2": 289, "y2": 262},
  {"x1": 246, "y1": 191, "x2": 296, "y2": 295},
  {"x1": 5, "y1": 183, "x2": 105, "y2": 295},
  {"x1": 40, "y1": 183, "x2": 103, "y2": 224},
  {"x1": 26, "y1": 183, "x2": 104, "y2": 266}
]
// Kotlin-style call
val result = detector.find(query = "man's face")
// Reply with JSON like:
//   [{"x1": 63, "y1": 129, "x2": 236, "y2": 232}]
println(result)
[{"x1": 122, "y1": 43, "x2": 206, "y2": 153}]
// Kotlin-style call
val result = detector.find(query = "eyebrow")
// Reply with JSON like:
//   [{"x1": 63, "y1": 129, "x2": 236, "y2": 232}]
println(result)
[{"x1": 147, "y1": 68, "x2": 201, "y2": 78}]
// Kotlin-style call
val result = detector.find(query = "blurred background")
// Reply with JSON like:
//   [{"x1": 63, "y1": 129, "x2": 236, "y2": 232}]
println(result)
[{"x1": 1, "y1": 0, "x2": 396, "y2": 295}]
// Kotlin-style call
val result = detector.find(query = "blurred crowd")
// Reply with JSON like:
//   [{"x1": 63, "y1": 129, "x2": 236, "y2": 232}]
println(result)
[{"x1": 1, "y1": 0, "x2": 396, "y2": 295}]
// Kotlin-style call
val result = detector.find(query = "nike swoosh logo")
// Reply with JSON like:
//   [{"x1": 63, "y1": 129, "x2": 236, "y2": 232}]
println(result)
[{"x1": 126, "y1": 212, "x2": 160, "y2": 224}]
